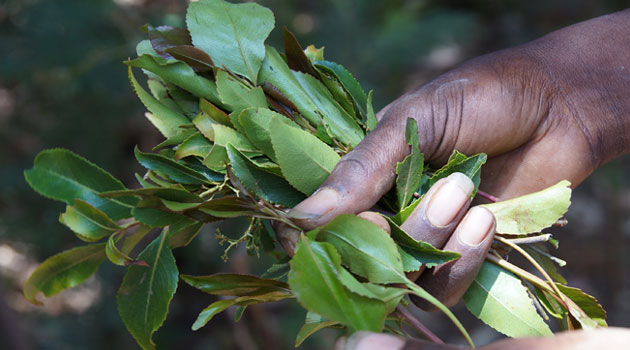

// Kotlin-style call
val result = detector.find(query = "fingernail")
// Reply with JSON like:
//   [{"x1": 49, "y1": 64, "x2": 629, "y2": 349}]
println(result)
[
  {"x1": 426, "y1": 173, "x2": 474, "y2": 227},
  {"x1": 345, "y1": 332, "x2": 405, "y2": 350},
  {"x1": 289, "y1": 187, "x2": 340, "y2": 219},
  {"x1": 458, "y1": 206, "x2": 495, "y2": 246}
]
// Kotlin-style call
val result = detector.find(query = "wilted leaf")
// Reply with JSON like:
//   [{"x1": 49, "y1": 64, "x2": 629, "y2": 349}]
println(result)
[
  {"x1": 60, "y1": 199, "x2": 120, "y2": 242},
  {"x1": 481, "y1": 180, "x2": 572, "y2": 234},
  {"x1": 304, "y1": 44, "x2": 324, "y2": 62},
  {"x1": 288, "y1": 236, "x2": 387, "y2": 332},
  {"x1": 283, "y1": 26, "x2": 318, "y2": 77},
  {"x1": 269, "y1": 116, "x2": 340, "y2": 194},
  {"x1": 463, "y1": 261, "x2": 552, "y2": 337},
  {"x1": 24, "y1": 243, "x2": 106, "y2": 304},
  {"x1": 187, "y1": 0, "x2": 274, "y2": 83},
  {"x1": 146, "y1": 25, "x2": 192, "y2": 60},
  {"x1": 117, "y1": 231, "x2": 178, "y2": 350},
  {"x1": 24, "y1": 149, "x2": 136, "y2": 220},
  {"x1": 165, "y1": 45, "x2": 215, "y2": 72}
]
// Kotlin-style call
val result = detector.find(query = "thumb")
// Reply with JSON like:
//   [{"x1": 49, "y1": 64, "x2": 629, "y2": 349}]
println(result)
[{"x1": 289, "y1": 115, "x2": 408, "y2": 230}]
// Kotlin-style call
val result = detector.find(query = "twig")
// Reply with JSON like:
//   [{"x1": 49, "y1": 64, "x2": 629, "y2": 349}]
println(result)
[
  {"x1": 476, "y1": 190, "x2": 499, "y2": 202},
  {"x1": 500, "y1": 234, "x2": 552, "y2": 245},
  {"x1": 395, "y1": 305, "x2": 445, "y2": 345}
]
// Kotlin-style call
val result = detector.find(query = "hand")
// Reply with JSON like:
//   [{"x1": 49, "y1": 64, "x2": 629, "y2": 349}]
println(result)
[
  {"x1": 276, "y1": 10, "x2": 630, "y2": 307},
  {"x1": 335, "y1": 328, "x2": 630, "y2": 350}
]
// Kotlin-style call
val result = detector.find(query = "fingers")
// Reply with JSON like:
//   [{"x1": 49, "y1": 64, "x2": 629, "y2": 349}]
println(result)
[
  {"x1": 412, "y1": 206, "x2": 495, "y2": 310},
  {"x1": 336, "y1": 332, "x2": 463, "y2": 350},
  {"x1": 289, "y1": 116, "x2": 409, "y2": 230}
]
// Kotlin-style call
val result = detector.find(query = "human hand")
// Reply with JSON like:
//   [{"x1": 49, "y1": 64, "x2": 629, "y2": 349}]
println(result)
[
  {"x1": 276, "y1": 9, "x2": 630, "y2": 307},
  {"x1": 334, "y1": 328, "x2": 630, "y2": 350}
]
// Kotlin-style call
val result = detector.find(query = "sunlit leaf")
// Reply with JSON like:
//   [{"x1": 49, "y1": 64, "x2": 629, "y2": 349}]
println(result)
[{"x1": 396, "y1": 118, "x2": 424, "y2": 209}]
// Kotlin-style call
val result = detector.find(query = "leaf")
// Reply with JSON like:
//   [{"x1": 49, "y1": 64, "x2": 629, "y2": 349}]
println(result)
[
  {"x1": 288, "y1": 236, "x2": 387, "y2": 332},
  {"x1": 101, "y1": 187, "x2": 202, "y2": 203},
  {"x1": 174, "y1": 132, "x2": 212, "y2": 160},
  {"x1": 106, "y1": 230, "x2": 134, "y2": 266},
  {"x1": 117, "y1": 231, "x2": 178, "y2": 350},
  {"x1": 283, "y1": 26, "x2": 318, "y2": 77},
  {"x1": 463, "y1": 261, "x2": 553, "y2": 337},
  {"x1": 135, "y1": 147, "x2": 212, "y2": 185},
  {"x1": 310, "y1": 215, "x2": 405, "y2": 284},
  {"x1": 366, "y1": 90, "x2": 377, "y2": 131},
  {"x1": 481, "y1": 180, "x2": 572, "y2": 235},
  {"x1": 259, "y1": 46, "x2": 364, "y2": 147},
  {"x1": 165, "y1": 45, "x2": 214, "y2": 72},
  {"x1": 210, "y1": 124, "x2": 260, "y2": 154},
  {"x1": 361, "y1": 284, "x2": 408, "y2": 314},
  {"x1": 127, "y1": 54, "x2": 221, "y2": 106},
  {"x1": 216, "y1": 70, "x2": 268, "y2": 117},
  {"x1": 426, "y1": 150, "x2": 487, "y2": 196},
  {"x1": 186, "y1": 0, "x2": 274, "y2": 83},
  {"x1": 192, "y1": 299, "x2": 235, "y2": 331},
  {"x1": 181, "y1": 273, "x2": 290, "y2": 296},
  {"x1": 167, "y1": 221, "x2": 204, "y2": 249},
  {"x1": 523, "y1": 246, "x2": 567, "y2": 284},
  {"x1": 304, "y1": 44, "x2": 324, "y2": 62},
  {"x1": 386, "y1": 217, "x2": 460, "y2": 270},
  {"x1": 196, "y1": 196, "x2": 260, "y2": 218},
  {"x1": 396, "y1": 118, "x2": 424, "y2": 209},
  {"x1": 24, "y1": 149, "x2": 136, "y2": 220},
  {"x1": 226, "y1": 144, "x2": 305, "y2": 207},
  {"x1": 556, "y1": 284, "x2": 607, "y2": 327},
  {"x1": 314, "y1": 60, "x2": 368, "y2": 119},
  {"x1": 269, "y1": 116, "x2": 340, "y2": 194},
  {"x1": 132, "y1": 206, "x2": 193, "y2": 228},
  {"x1": 238, "y1": 108, "x2": 297, "y2": 162},
  {"x1": 146, "y1": 25, "x2": 192, "y2": 60},
  {"x1": 295, "y1": 312, "x2": 339, "y2": 347},
  {"x1": 24, "y1": 243, "x2": 106, "y2": 304},
  {"x1": 198, "y1": 98, "x2": 232, "y2": 128},
  {"x1": 59, "y1": 199, "x2": 120, "y2": 242}
]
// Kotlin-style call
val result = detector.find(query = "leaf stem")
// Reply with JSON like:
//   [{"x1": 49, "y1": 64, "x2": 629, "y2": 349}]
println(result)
[
  {"x1": 476, "y1": 190, "x2": 499, "y2": 202},
  {"x1": 395, "y1": 305, "x2": 445, "y2": 344},
  {"x1": 499, "y1": 234, "x2": 552, "y2": 245},
  {"x1": 495, "y1": 237, "x2": 565, "y2": 301}
]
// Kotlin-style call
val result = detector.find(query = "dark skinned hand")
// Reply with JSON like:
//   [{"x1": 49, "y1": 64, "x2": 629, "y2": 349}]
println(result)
[{"x1": 277, "y1": 9, "x2": 630, "y2": 349}]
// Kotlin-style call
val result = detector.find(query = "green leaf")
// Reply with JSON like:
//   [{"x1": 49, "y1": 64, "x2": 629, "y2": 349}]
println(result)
[
  {"x1": 100, "y1": 187, "x2": 202, "y2": 204},
  {"x1": 210, "y1": 124, "x2": 260, "y2": 154},
  {"x1": 481, "y1": 180, "x2": 572, "y2": 235},
  {"x1": 396, "y1": 119, "x2": 424, "y2": 209},
  {"x1": 106, "y1": 230, "x2": 134, "y2": 266},
  {"x1": 365, "y1": 90, "x2": 377, "y2": 131},
  {"x1": 59, "y1": 199, "x2": 120, "y2": 242},
  {"x1": 314, "y1": 60, "x2": 368, "y2": 119},
  {"x1": 304, "y1": 44, "x2": 324, "y2": 62},
  {"x1": 361, "y1": 284, "x2": 407, "y2": 314},
  {"x1": 198, "y1": 98, "x2": 232, "y2": 128},
  {"x1": 146, "y1": 25, "x2": 191, "y2": 60},
  {"x1": 556, "y1": 284, "x2": 607, "y2": 327},
  {"x1": 192, "y1": 299, "x2": 235, "y2": 331},
  {"x1": 135, "y1": 147, "x2": 212, "y2": 185},
  {"x1": 24, "y1": 149, "x2": 136, "y2": 220},
  {"x1": 386, "y1": 217, "x2": 460, "y2": 270},
  {"x1": 426, "y1": 150, "x2": 487, "y2": 196},
  {"x1": 523, "y1": 246, "x2": 567, "y2": 284},
  {"x1": 238, "y1": 108, "x2": 297, "y2": 162},
  {"x1": 463, "y1": 261, "x2": 553, "y2": 337},
  {"x1": 269, "y1": 116, "x2": 340, "y2": 195},
  {"x1": 127, "y1": 67, "x2": 192, "y2": 138},
  {"x1": 181, "y1": 273, "x2": 290, "y2": 296},
  {"x1": 24, "y1": 243, "x2": 106, "y2": 304},
  {"x1": 186, "y1": 0, "x2": 274, "y2": 83},
  {"x1": 259, "y1": 46, "x2": 364, "y2": 147},
  {"x1": 196, "y1": 196, "x2": 260, "y2": 218},
  {"x1": 174, "y1": 132, "x2": 212, "y2": 160},
  {"x1": 226, "y1": 144, "x2": 305, "y2": 207},
  {"x1": 295, "y1": 312, "x2": 339, "y2": 347},
  {"x1": 311, "y1": 215, "x2": 405, "y2": 284},
  {"x1": 288, "y1": 236, "x2": 387, "y2": 332},
  {"x1": 132, "y1": 206, "x2": 192, "y2": 228},
  {"x1": 167, "y1": 221, "x2": 204, "y2": 249},
  {"x1": 216, "y1": 70, "x2": 267, "y2": 117},
  {"x1": 117, "y1": 231, "x2": 178, "y2": 350}
]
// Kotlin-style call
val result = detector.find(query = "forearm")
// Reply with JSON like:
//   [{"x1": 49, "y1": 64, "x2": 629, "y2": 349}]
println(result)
[{"x1": 525, "y1": 9, "x2": 630, "y2": 165}]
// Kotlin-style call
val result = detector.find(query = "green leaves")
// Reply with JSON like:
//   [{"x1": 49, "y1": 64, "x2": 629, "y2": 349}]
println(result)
[
  {"x1": 24, "y1": 243, "x2": 106, "y2": 304},
  {"x1": 187, "y1": 0, "x2": 274, "y2": 83},
  {"x1": 396, "y1": 119, "x2": 424, "y2": 209},
  {"x1": 60, "y1": 199, "x2": 121, "y2": 242},
  {"x1": 463, "y1": 262, "x2": 552, "y2": 337},
  {"x1": 226, "y1": 144, "x2": 305, "y2": 207},
  {"x1": 117, "y1": 231, "x2": 178, "y2": 350},
  {"x1": 482, "y1": 180, "x2": 572, "y2": 234},
  {"x1": 289, "y1": 236, "x2": 387, "y2": 332},
  {"x1": 181, "y1": 273, "x2": 289, "y2": 296},
  {"x1": 134, "y1": 147, "x2": 211, "y2": 185},
  {"x1": 216, "y1": 70, "x2": 267, "y2": 117},
  {"x1": 269, "y1": 116, "x2": 340, "y2": 194},
  {"x1": 24, "y1": 149, "x2": 135, "y2": 220}
]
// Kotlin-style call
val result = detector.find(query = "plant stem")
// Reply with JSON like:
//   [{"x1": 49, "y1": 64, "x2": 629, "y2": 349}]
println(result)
[
  {"x1": 495, "y1": 237, "x2": 565, "y2": 301},
  {"x1": 395, "y1": 305, "x2": 445, "y2": 344},
  {"x1": 500, "y1": 234, "x2": 552, "y2": 245},
  {"x1": 476, "y1": 190, "x2": 499, "y2": 202}
]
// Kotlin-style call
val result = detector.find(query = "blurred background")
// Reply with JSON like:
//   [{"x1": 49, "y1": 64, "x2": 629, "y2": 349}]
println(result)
[{"x1": 1, "y1": 0, "x2": 629, "y2": 349}]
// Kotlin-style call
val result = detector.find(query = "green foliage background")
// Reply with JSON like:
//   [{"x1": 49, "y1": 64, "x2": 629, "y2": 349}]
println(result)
[{"x1": 1, "y1": 0, "x2": 629, "y2": 349}]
